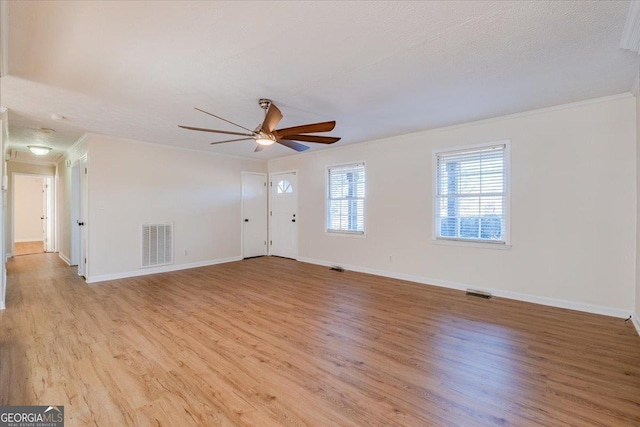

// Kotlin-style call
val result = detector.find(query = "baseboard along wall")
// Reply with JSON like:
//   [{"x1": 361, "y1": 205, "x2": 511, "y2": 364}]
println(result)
[
  {"x1": 86, "y1": 256, "x2": 243, "y2": 284},
  {"x1": 296, "y1": 257, "x2": 633, "y2": 320}
]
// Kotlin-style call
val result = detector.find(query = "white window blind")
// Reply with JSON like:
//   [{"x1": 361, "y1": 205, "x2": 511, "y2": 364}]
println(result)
[
  {"x1": 327, "y1": 163, "x2": 365, "y2": 234},
  {"x1": 435, "y1": 144, "x2": 506, "y2": 243}
]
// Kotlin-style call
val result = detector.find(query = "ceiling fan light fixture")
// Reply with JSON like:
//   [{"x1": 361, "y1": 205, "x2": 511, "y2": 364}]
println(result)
[
  {"x1": 255, "y1": 134, "x2": 275, "y2": 146},
  {"x1": 27, "y1": 145, "x2": 52, "y2": 156}
]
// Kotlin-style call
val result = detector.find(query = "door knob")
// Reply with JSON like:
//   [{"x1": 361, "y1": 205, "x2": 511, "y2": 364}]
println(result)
[
  {"x1": 291, "y1": 219, "x2": 296, "y2": 222},
  {"x1": 41, "y1": 216, "x2": 45, "y2": 220},
  {"x1": 244, "y1": 219, "x2": 249, "y2": 222},
  {"x1": 78, "y1": 222, "x2": 85, "y2": 226}
]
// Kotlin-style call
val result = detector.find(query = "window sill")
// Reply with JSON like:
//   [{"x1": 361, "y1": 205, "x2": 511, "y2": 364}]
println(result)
[
  {"x1": 432, "y1": 238, "x2": 511, "y2": 250},
  {"x1": 325, "y1": 230, "x2": 367, "y2": 238}
]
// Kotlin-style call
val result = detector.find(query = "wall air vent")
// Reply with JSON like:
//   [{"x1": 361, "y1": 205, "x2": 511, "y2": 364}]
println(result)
[{"x1": 141, "y1": 223, "x2": 173, "y2": 268}]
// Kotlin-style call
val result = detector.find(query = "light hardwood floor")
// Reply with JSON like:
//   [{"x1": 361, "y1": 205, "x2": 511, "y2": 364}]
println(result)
[
  {"x1": 1, "y1": 254, "x2": 639, "y2": 426},
  {"x1": 14, "y1": 241, "x2": 44, "y2": 256}
]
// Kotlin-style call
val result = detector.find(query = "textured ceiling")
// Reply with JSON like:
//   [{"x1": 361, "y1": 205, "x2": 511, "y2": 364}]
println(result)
[{"x1": 1, "y1": 1, "x2": 638, "y2": 160}]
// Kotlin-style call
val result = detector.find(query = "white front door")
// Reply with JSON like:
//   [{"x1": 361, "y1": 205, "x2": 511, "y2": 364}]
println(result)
[
  {"x1": 242, "y1": 172, "x2": 268, "y2": 258},
  {"x1": 270, "y1": 171, "x2": 297, "y2": 259}
]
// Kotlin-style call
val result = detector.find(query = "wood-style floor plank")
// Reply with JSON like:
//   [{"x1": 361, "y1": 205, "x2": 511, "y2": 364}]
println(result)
[
  {"x1": 13, "y1": 241, "x2": 44, "y2": 256},
  {"x1": 1, "y1": 253, "x2": 639, "y2": 426}
]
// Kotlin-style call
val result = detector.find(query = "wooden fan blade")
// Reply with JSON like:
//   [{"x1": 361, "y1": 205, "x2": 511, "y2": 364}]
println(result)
[
  {"x1": 254, "y1": 145, "x2": 264, "y2": 152},
  {"x1": 261, "y1": 104, "x2": 283, "y2": 133},
  {"x1": 194, "y1": 108, "x2": 255, "y2": 133},
  {"x1": 278, "y1": 139, "x2": 310, "y2": 152},
  {"x1": 275, "y1": 121, "x2": 336, "y2": 137},
  {"x1": 210, "y1": 138, "x2": 254, "y2": 145},
  {"x1": 179, "y1": 125, "x2": 254, "y2": 137},
  {"x1": 280, "y1": 135, "x2": 340, "y2": 144}
]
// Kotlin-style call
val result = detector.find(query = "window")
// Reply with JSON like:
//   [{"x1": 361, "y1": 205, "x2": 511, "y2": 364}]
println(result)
[
  {"x1": 434, "y1": 142, "x2": 508, "y2": 244},
  {"x1": 327, "y1": 162, "x2": 365, "y2": 234},
  {"x1": 276, "y1": 180, "x2": 292, "y2": 194}
]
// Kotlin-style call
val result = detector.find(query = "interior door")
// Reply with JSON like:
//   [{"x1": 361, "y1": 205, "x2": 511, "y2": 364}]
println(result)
[
  {"x1": 78, "y1": 156, "x2": 88, "y2": 277},
  {"x1": 42, "y1": 177, "x2": 54, "y2": 252},
  {"x1": 242, "y1": 172, "x2": 267, "y2": 258},
  {"x1": 270, "y1": 171, "x2": 297, "y2": 259},
  {"x1": 70, "y1": 165, "x2": 80, "y2": 266},
  {"x1": 41, "y1": 179, "x2": 47, "y2": 252}
]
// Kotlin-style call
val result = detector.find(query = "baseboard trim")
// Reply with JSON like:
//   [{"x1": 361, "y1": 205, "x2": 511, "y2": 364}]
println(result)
[
  {"x1": 0, "y1": 302, "x2": 4, "y2": 310},
  {"x1": 86, "y1": 256, "x2": 243, "y2": 284},
  {"x1": 15, "y1": 239, "x2": 44, "y2": 243},
  {"x1": 632, "y1": 312, "x2": 640, "y2": 336},
  {"x1": 58, "y1": 252, "x2": 71, "y2": 266},
  {"x1": 296, "y1": 257, "x2": 631, "y2": 319}
]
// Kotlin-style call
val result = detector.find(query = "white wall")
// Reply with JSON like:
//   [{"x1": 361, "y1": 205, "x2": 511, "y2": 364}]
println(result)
[
  {"x1": 84, "y1": 134, "x2": 266, "y2": 282},
  {"x1": 14, "y1": 175, "x2": 44, "y2": 241},
  {"x1": 269, "y1": 95, "x2": 636, "y2": 316},
  {"x1": 636, "y1": 94, "x2": 640, "y2": 328},
  {"x1": 0, "y1": 110, "x2": 6, "y2": 310}
]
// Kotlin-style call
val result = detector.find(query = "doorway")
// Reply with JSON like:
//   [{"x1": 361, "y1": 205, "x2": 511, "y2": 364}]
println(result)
[
  {"x1": 269, "y1": 171, "x2": 297, "y2": 259},
  {"x1": 13, "y1": 174, "x2": 53, "y2": 256},
  {"x1": 241, "y1": 172, "x2": 268, "y2": 258}
]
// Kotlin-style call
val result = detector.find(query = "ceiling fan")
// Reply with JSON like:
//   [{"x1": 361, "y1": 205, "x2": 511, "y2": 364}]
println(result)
[{"x1": 179, "y1": 99, "x2": 340, "y2": 152}]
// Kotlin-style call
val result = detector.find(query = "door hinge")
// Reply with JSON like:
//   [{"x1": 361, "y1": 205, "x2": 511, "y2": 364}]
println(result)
[
  {"x1": 264, "y1": 182, "x2": 267, "y2": 187},
  {"x1": 85, "y1": 168, "x2": 88, "y2": 174},
  {"x1": 84, "y1": 257, "x2": 87, "y2": 264},
  {"x1": 264, "y1": 241, "x2": 266, "y2": 245},
  {"x1": 270, "y1": 240, "x2": 272, "y2": 245},
  {"x1": 270, "y1": 181, "x2": 272, "y2": 187},
  {"x1": 270, "y1": 211, "x2": 272, "y2": 216}
]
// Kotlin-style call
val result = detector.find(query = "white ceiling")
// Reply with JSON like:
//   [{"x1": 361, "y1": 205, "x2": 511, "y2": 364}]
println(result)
[{"x1": 1, "y1": 1, "x2": 638, "y2": 160}]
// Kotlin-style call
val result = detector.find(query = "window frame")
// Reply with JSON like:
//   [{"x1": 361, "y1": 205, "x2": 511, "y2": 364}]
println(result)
[
  {"x1": 325, "y1": 161, "x2": 367, "y2": 237},
  {"x1": 432, "y1": 140, "x2": 511, "y2": 248}
]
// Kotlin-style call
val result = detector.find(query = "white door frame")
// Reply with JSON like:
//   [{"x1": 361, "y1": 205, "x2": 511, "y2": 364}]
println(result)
[
  {"x1": 241, "y1": 171, "x2": 268, "y2": 258},
  {"x1": 268, "y1": 170, "x2": 298, "y2": 258},
  {"x1": 11, "y1": 172, "x2": 55, "y2": 255}
]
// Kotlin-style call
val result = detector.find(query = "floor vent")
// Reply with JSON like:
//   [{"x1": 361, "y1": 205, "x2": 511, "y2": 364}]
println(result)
[
  {"x1": 330, "y1": 266, "x2": 345, "y2": 272},
  {"x1": 142, "y1": 223, "x2": 173, "y2": 268},
  {"x1": 466, "y1": 289, "x2": 492, "y2": 299}
]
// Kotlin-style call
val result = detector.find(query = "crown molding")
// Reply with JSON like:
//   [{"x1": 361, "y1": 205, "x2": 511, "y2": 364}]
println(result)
[
  {"x1": 268, "y1": 93, "x2": 633, "y2": 164},
  {"x1": 621, "y1": 1, "x2": 640, "y2": 53}
]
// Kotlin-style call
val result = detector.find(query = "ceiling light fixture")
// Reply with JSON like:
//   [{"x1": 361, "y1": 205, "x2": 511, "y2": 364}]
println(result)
[
  {"x1": 255, "y1": 133, "x2": 275, "y2": 146},
  {"x1": 27, "y1": 145, "x2": 52, "y2": 156}
]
